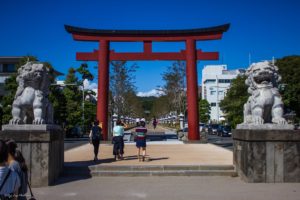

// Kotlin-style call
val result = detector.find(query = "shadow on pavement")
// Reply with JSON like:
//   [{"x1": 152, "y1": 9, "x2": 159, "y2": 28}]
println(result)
[
  {"x1": 149, "y1": 157, "x2": 169, "y2": 161},
  {"x1": 57, "y1": 159, "x2": 113, "y2": 185}
]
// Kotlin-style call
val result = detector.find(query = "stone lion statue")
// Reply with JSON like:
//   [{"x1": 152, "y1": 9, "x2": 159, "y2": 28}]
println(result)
[
  {"x1": 243, "y1": 61, "x2": 287, "y2": 125},
  {"x1": 9, "y1": 62, "x2": 53, "y2": 125}
]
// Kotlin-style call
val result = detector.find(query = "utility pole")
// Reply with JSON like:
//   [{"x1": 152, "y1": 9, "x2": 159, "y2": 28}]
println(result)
[
  {"x1": 82, "y1": 82, "x2": 85, "y2": 134},
  {"x1": 216, "y1": 75, "x2": 219, "y2": 123}
]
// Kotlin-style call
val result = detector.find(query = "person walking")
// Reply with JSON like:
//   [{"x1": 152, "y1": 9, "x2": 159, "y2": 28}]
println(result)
[
  {"x1": 0, "y1": 139, "x2": 20, "y2": 199},
  {"x1": 135, "y1": 121, "x2": 147, "y2": 162},
  {"x1": 89, "y1": 120, "x2": 102, "y2": 161},
  {"x1": 152, "y1": 117, "x2": 157, "y2": 130},
  {"x1": 112, "y1": 120, "x2": 125, "y2": 160}
]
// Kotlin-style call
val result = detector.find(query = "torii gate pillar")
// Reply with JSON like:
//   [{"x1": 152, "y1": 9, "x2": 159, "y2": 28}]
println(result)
[
  {"x1": 186, "y1": 39, "x2": 199, "y2": 140},
  {"x1": 98, "y1": 40, "x2": 109, "y2": 140}
]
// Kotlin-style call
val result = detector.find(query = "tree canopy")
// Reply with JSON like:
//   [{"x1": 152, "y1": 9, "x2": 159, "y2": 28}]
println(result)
[
  {"x1": 61, "y1": 64, "x2": 96, "y2": 131},
  {"x1": 276, "y1": 55, "x2": 300, "y2": 122},
  {"x1": 110, "y1": 61, "x2": 142, "y2": 118},
  {"x1": 219, "y1": 75, "x2": 249, "y2": 128},
  {"x1": 199, "y1": 99, "x2": 211, "y2": 123},
  {"x1": 162, "y1": 61, "x2": 186, "y2": 114},
  {"x1": 1, "y1": 56, "x2": 38, "y2": 124}
]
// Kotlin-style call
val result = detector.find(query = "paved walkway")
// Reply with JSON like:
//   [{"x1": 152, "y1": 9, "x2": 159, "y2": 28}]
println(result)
[
  {"x1": 65, "y1": 125, "x2": 232, "y2": 166},
  {"x1": 65, "y1": 143, "x2": 233, "y2": 165}
]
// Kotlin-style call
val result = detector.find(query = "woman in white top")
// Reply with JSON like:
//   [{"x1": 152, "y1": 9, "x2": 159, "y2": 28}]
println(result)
[{"x1": 112, "y1": 120, "x2": 125, "y2": 160}]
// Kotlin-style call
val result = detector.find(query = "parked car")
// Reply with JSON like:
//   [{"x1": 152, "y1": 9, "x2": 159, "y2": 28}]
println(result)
[
  {"x1": 66, "y1": 126, "x2": 83, "y2": 138},
  {"x1": 202, "y1": 124, "x2": 210, "y2": 133},
  {"x1": 217, "y1": 125, "x2": 232, "y2": 137},
  {"x1": 208, "y1": 124, "x2": 219, "y2": 135},
  {"x1": 199, "y1": 123, "x2": 205, "y2": 132}
]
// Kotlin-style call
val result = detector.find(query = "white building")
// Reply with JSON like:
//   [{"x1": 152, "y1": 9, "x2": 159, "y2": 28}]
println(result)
[
  {"x1": 201, "y1": 65, "x2": 245, "y2": 123},
  {"x1": 0, "y1": 57, "x2": 23, "y2": 97}
]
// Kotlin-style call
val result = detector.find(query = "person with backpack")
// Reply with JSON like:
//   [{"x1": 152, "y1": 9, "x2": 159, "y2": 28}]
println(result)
[
  {"x1": 89, "y1": 120, "x2": 102, "y2": 161},
  {"x1": 0, "y1": 139, "x2": 20, "y2": 199}
]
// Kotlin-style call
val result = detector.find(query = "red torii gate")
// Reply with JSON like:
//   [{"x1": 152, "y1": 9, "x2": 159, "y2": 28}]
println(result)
[{"x1": 65, "y1": 23, "x2": 230, "y2": 141}]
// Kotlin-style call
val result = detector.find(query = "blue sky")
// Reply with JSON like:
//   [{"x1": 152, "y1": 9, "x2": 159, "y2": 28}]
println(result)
[{"x1": 0, "y1": 0, "x2": 299, "y2": 94}]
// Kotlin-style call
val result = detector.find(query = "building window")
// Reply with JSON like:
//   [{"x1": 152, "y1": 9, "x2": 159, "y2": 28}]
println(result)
[
  {"x1": 3, "y1": 64, "x2": 16, "y2": 73},
  {"x1": 210, "y1": 103, "x2": 216, "y2": 107},
  {"x1": 218, "y1": 79, "x2": 231, "y2": 83},
  {"x1": 210, "y1": 91, "x2": 216, "y2": 95},
  {"x1": 218, "y1": 91, "x2": 223, "y2": 95},
  {"x1": 204, "y1": 79, "x2": 216, "y2": 84}
]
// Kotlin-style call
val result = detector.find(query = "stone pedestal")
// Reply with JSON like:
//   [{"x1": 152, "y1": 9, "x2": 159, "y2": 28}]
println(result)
[
  {"x1": 233, "y1": 129, "x2": 300, "y2": 182},
  {"x1": 0, "y1": 125, "x2": 64, "y2": 187}
]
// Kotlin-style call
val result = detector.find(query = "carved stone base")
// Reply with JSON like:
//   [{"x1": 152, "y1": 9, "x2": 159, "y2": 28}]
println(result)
[
  {"x1": 236, "y1": 123, "x2": 295, "y2": 130},
  {"x1": 0, "y1": 125, "x2": 64, "y2": 187},
  {"x1": 233, "y1": 129, "x2": 300, "y2": 182}
]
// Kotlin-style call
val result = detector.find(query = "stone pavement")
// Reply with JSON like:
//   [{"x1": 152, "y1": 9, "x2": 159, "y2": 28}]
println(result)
[
  {"x1": 31, "y1": 125, "x2": 300, "y2": 199},
  {"x1": 65, "y1": 142, "x2": 233, "y2": 166},
  {"x1": 33, "y1": 176, "x2": 300, "y2": 200},
  {"x1": 65, "y1": 125, "x2": 232, "y2": 166},
  {"x1": 31, "y1": 125, "x2": 300, "y2": 200}
]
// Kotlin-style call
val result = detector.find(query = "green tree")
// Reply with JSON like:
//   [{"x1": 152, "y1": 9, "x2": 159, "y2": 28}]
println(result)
[
  {"x1": 49, "y1": 85, "x2": 67, "y2": 125},
  {"x1": 276, "y1": 55, "x2": 300, "y2": 122},
  {"x1": 77, "y1": 63, "x2": 94, "y2": 81},
  {"x1": 199, "y1": 99, "x2": 211, "y2": 123},
  {"x1": 162, "y1": 61, "x2": 186, "y2": 114},
  {"x1": 83, "y1": 99, "x2": 97, "y2": 130},
  {"x1": 124, "y1": 91, "x2": 143, "y2": 117},
  {"x1": 62, "y1": 68, "x2": 82, "y2": 129},
  {"x1": 59, "y1": 64, "x2": 96, "y2": 132},
  {"x1": 46, "y1": 61, "x2": 67, "y2": 126},
  {"x1": 151, "y1": 95, "x2": 170, "y2": 117},
  {"x1": 219, "y1": 75, "x2": 249, "y2": 128},
  {"x1": 77, "y1": 63, "x2": 96, "y2": 131}
]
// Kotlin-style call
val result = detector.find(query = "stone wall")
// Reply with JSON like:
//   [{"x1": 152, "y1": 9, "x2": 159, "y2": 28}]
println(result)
[
  {"x1": 0, "y1": 125, "x2": 64, "y2": 187},
  {"x1": 233, "y1": 129, "x2": 300, "y2": 182}
]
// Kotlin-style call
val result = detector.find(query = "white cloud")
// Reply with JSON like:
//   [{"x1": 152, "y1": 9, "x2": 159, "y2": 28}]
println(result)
[
  {"x1": 137, "y1": 89, "x2": 165, "y2": 97},
  {"x1": 83, "y1": 79, "x2": 98, "y2": 90},
  {"x1": 82, "y1": 80, "x2": 165, "y2": 98}
]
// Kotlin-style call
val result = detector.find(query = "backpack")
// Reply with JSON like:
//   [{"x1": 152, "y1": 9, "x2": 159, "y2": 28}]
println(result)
[{"x1": 91, "y1": 126, "x2": 101, "y2": 140}]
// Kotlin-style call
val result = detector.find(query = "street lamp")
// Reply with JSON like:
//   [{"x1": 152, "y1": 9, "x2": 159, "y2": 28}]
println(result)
[
  {"x1": 112, "y1": 113, "x2": 118, "y2": 127},
  {"x1": 82, "y1": 82, "x2": 85, "y2": 133},
  {"x1": 179, "y1": 113, "x2": 184, "y2": 130}
]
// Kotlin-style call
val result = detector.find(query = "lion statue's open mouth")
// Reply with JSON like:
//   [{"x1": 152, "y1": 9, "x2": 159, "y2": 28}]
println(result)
[{"x1": 253, "y1": 71, "x2": 272, "y2": 84}]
